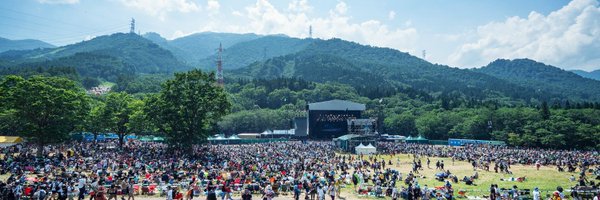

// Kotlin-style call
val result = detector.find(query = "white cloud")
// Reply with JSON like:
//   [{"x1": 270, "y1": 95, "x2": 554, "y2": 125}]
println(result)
[
  {"x1": 288, "y1": 0, "x2": 312, "y2": 13},
  {"x1": 231, "y1": 10, "x2": 243, "y2": 17},
  {"x1": 207, "y1": 0, "x2": 220, "y2": 15},
  {"x1": 388, "y1": 11, "x2": 396, "y2": 20},
  {"x1": 38, "y1": 0, "x2": 79, "y2": 4},
  {"x1": 449, "y1": 0, "x2": 600, "y2": 70},
  {"x1": 205, "y1": 0, "x2": 418, "y2": 53},
  {"x1": 120, "y1": 0, "x2": 200, "y2": 20},
  {"x1": 334, "y1": 1, "x2": 348, "y2": 15}
]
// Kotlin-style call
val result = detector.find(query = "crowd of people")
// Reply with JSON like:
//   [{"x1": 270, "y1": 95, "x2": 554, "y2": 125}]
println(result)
[
  {"x1": 377, "y1": 142, "x2": 599, "y2": 173},
  {"x1": 0, "y1": 140, "x2": 597, "y2": 200}
]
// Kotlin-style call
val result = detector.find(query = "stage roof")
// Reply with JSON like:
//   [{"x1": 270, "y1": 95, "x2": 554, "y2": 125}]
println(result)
[{"x1": 308, "y1": 100, "x2": 365, "y2": 111}]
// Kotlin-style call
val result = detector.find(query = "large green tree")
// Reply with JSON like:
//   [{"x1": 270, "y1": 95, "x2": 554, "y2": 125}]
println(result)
[
  {"x1": 148, "y1": 69, "x2": 230, "y2": 149},
  {"x1": 127, "y1": 98, "x2": 155, "y2": 135},
  {"x1": 102, "y1": 92, "x2": 135, "y2": 146},
  {"x1": 81, "y1": 98, "x2": 107, "y2": 141},
  {"x1": 0, "y1": 75, "x2": 89, "y2": 156}
]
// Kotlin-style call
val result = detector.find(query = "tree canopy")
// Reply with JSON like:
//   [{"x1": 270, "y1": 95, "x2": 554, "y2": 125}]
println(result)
[
  {"x1": 0, "y1": 75, "x2": 88, "y2": 156},
  {"x1": 147, "y1": 69, "x2": 230, "y2": 149}
]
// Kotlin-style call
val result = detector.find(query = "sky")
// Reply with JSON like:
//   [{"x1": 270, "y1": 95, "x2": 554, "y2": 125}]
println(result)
[{"x1": 0, "y1": 0, "x2": 599, "y2": 71}]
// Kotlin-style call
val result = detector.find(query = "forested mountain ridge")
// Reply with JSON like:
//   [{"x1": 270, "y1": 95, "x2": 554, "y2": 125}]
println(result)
[
  {"x1": 476, "y1": 59, "x2": 600, "y2": 101},
  {"x1": 0, "y1": 37, "x2": 55, "y2": 53},
  {"x1": 571, "y1": 69, "x2": 600, "y2": 81},
  {"x1": 0, "y1": 33, "x2": 190, "y2": 74},
  {"x1": 197, "y1": 35, "x2": 314, "y2": 70},
  {"x1": 144, "y1": 32, "x2": 261, "y2": 65},
  {"x1": 1, "y1": 32, "x2": 600, "y2": 103},
  {"x1": 233, "y1": 38, "x2": 554, "y2": 103}
]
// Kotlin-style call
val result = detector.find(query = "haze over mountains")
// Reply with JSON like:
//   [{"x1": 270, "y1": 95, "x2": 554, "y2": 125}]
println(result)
[
  {"x1": 571, "y1": 70, "x2": 600, "y2": 81},
  {"x1": 1, "y1": 32, "x2": 600, "y2": 102},
  {"x1": 0, "y1": 37, "x2": 55, "y2": 53}
]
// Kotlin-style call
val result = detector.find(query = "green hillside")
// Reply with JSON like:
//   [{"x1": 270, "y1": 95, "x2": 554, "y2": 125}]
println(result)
[
  {"x1": 477, "y1": 59, "x2": 600, "y2": 101},
  {"x1": 234, "y1": 39, "x2": 544, "y2": 103},
  {"x1": 0, "y1": 33, "x2": 190, "y2": 74},
  {"x1": 198, "y1": 35, "x2": 314, "y2": 70}
]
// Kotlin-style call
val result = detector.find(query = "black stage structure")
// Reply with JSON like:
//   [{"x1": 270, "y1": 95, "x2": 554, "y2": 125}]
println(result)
[{"x1": 307, "y1": 100, "x2": 366, "y2": 139}]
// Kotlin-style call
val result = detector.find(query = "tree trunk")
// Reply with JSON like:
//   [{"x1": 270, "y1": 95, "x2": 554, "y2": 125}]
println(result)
[
  {"x1": 119, "y1": 133, "x2": 124, "y2": 147},
  {"x1": 37, "y1": 142, "x2": 44, "y2": 158}
]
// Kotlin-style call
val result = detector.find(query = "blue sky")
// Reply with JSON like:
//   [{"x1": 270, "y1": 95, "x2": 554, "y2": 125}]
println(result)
[{"x1": 1, "y1": 0, "x2": 598, "y2": 71}]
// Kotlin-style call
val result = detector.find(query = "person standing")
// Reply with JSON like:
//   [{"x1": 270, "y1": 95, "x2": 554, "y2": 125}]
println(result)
[
  {"x1": 316, "y1": 185, "x2": 324, "y2": 200},
  {"x1": 166, "y1": 186, "x2": 173, "y2": 200},
  {"x1": 532, "y1": 187, "x2": 540, "y2": 200},
  {"x1": 78, "y1": 176, "x2": 87, "y2": 200},
  {"x1": 127, "y1": 181, "x2": 135, "y2": 200},
  {"x1": 489, "y1": 184, "x2": 496, "y2": 200},
  {"x1": 327, "y1": 182, "x2": 335, "y2": 200},
  {"x1": 293, "y1": 183, "x2": 300, "y2": 200}
]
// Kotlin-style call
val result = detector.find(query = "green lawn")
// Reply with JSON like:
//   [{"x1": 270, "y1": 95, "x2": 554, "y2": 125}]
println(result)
[
  {"x1": 338, "y1": 154, "x2": 583, "y2": 199},
  {"x1": 100, "y1": 81, "x2": 115, "y2": 88}
]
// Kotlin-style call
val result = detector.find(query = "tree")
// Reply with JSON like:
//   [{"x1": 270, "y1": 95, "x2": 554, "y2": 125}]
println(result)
[
  {"x1": 82, "y1": 98, "x2": 107, "y2": 141},
  {"x1": 540, "y1": 101, "x2": 550, "y2": 120},
  {"x1": 82, "y1": 77, "x2": 101, "y2": 89},
  {"x1": 148, "y1": 69, "x2": 230, "y2": 149},
  {"x1": 103, "y1": 92, "x2": 134, "y2": 146},
  {"x1": 384, "y1": 112, "x2": 417, "y2": 136},
  {"x1": 0, "y1": 75, "x2": 89, "y2": 156},
  {"x1": 127, "y1": 98, "x2": 154, "y2": 135}
]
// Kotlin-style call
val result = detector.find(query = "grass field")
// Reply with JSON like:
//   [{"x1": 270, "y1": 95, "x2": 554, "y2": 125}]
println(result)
[
  {"x1": 100, "y1": 81, "x2": 115, "y2": 88},
  {"x1": 338, "y1": 153, "x2": 583, "y2": 199}
]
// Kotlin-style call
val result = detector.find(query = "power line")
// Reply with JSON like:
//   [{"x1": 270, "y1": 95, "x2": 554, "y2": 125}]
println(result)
[
  {"x1": 0, "y1": 7, "x2": 106, "y2": 31},
  {"x1": 0, "y1": 23, "x2": 129, "y2": 45}
]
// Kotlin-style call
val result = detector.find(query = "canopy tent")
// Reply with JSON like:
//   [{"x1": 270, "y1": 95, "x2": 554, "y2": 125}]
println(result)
[
  {"x1": 138, "y1": 136, "x2": 165, "y2": 142},
  {"x1": 227, "y1": 135, "x2": 241, "y2": 140},
  {"x1": 406, "y1": 135, "x2": 429, "y2": 144},
  {"x1": 355, "y1": 143, "x2": 377, "y2": 155},
  {"x1": 0, "y1": 136, "x2": 23, "y2": 147}
]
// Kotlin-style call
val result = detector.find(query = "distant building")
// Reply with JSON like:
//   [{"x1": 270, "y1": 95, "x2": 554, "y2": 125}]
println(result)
[{"x1": 87, "y1": 85, "x2": 111, "y2": 95}]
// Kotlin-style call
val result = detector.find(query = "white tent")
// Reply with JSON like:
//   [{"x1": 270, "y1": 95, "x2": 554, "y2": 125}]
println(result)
[{"x1": 355, "y1": 143, "x2": 376, "y2": 155}]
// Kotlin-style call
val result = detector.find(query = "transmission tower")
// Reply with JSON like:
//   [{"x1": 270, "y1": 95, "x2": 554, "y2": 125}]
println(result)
[
  {"x1": 130, "y1": 18, "x2": 136, "y2": 34},
  {"x1": 309, "y1": 25, "x2": 313, "y2": 38},
  {"x1": 422, "y1": 50, "x2": 426, "y2": 60}
]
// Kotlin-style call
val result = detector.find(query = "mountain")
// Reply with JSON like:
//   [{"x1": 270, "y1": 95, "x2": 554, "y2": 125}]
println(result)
[
  {"x1": 1, "y1": 53, "x2": 131, "y2": 82},
  {"x1": 234, "y1": 53, "x2": 403, "y2": 98},
  {"x1": 199, "y1": 35, "x2": 314, "y2": 70},
  {"x1": 144, "y1": 32, "x2": 261, "y2": 65},
  {"x1": 476, "y1": 59, "x2": 600, "y2": 101},
  {"x1": 234, "y1": 39, "x2": 544, "y2": 101},
  {"x1": 142, "y1": 32, "x2": 191, "y2": 65},
  {"x1": 0, "y1": 37, "x2": 55, "y2": 53},
  {"x1": 0, "y1": 33, "x2": 190, "y2": 74},
  {"x1": 571, "y1": 69, "x2": 600, "y2": 81}
]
